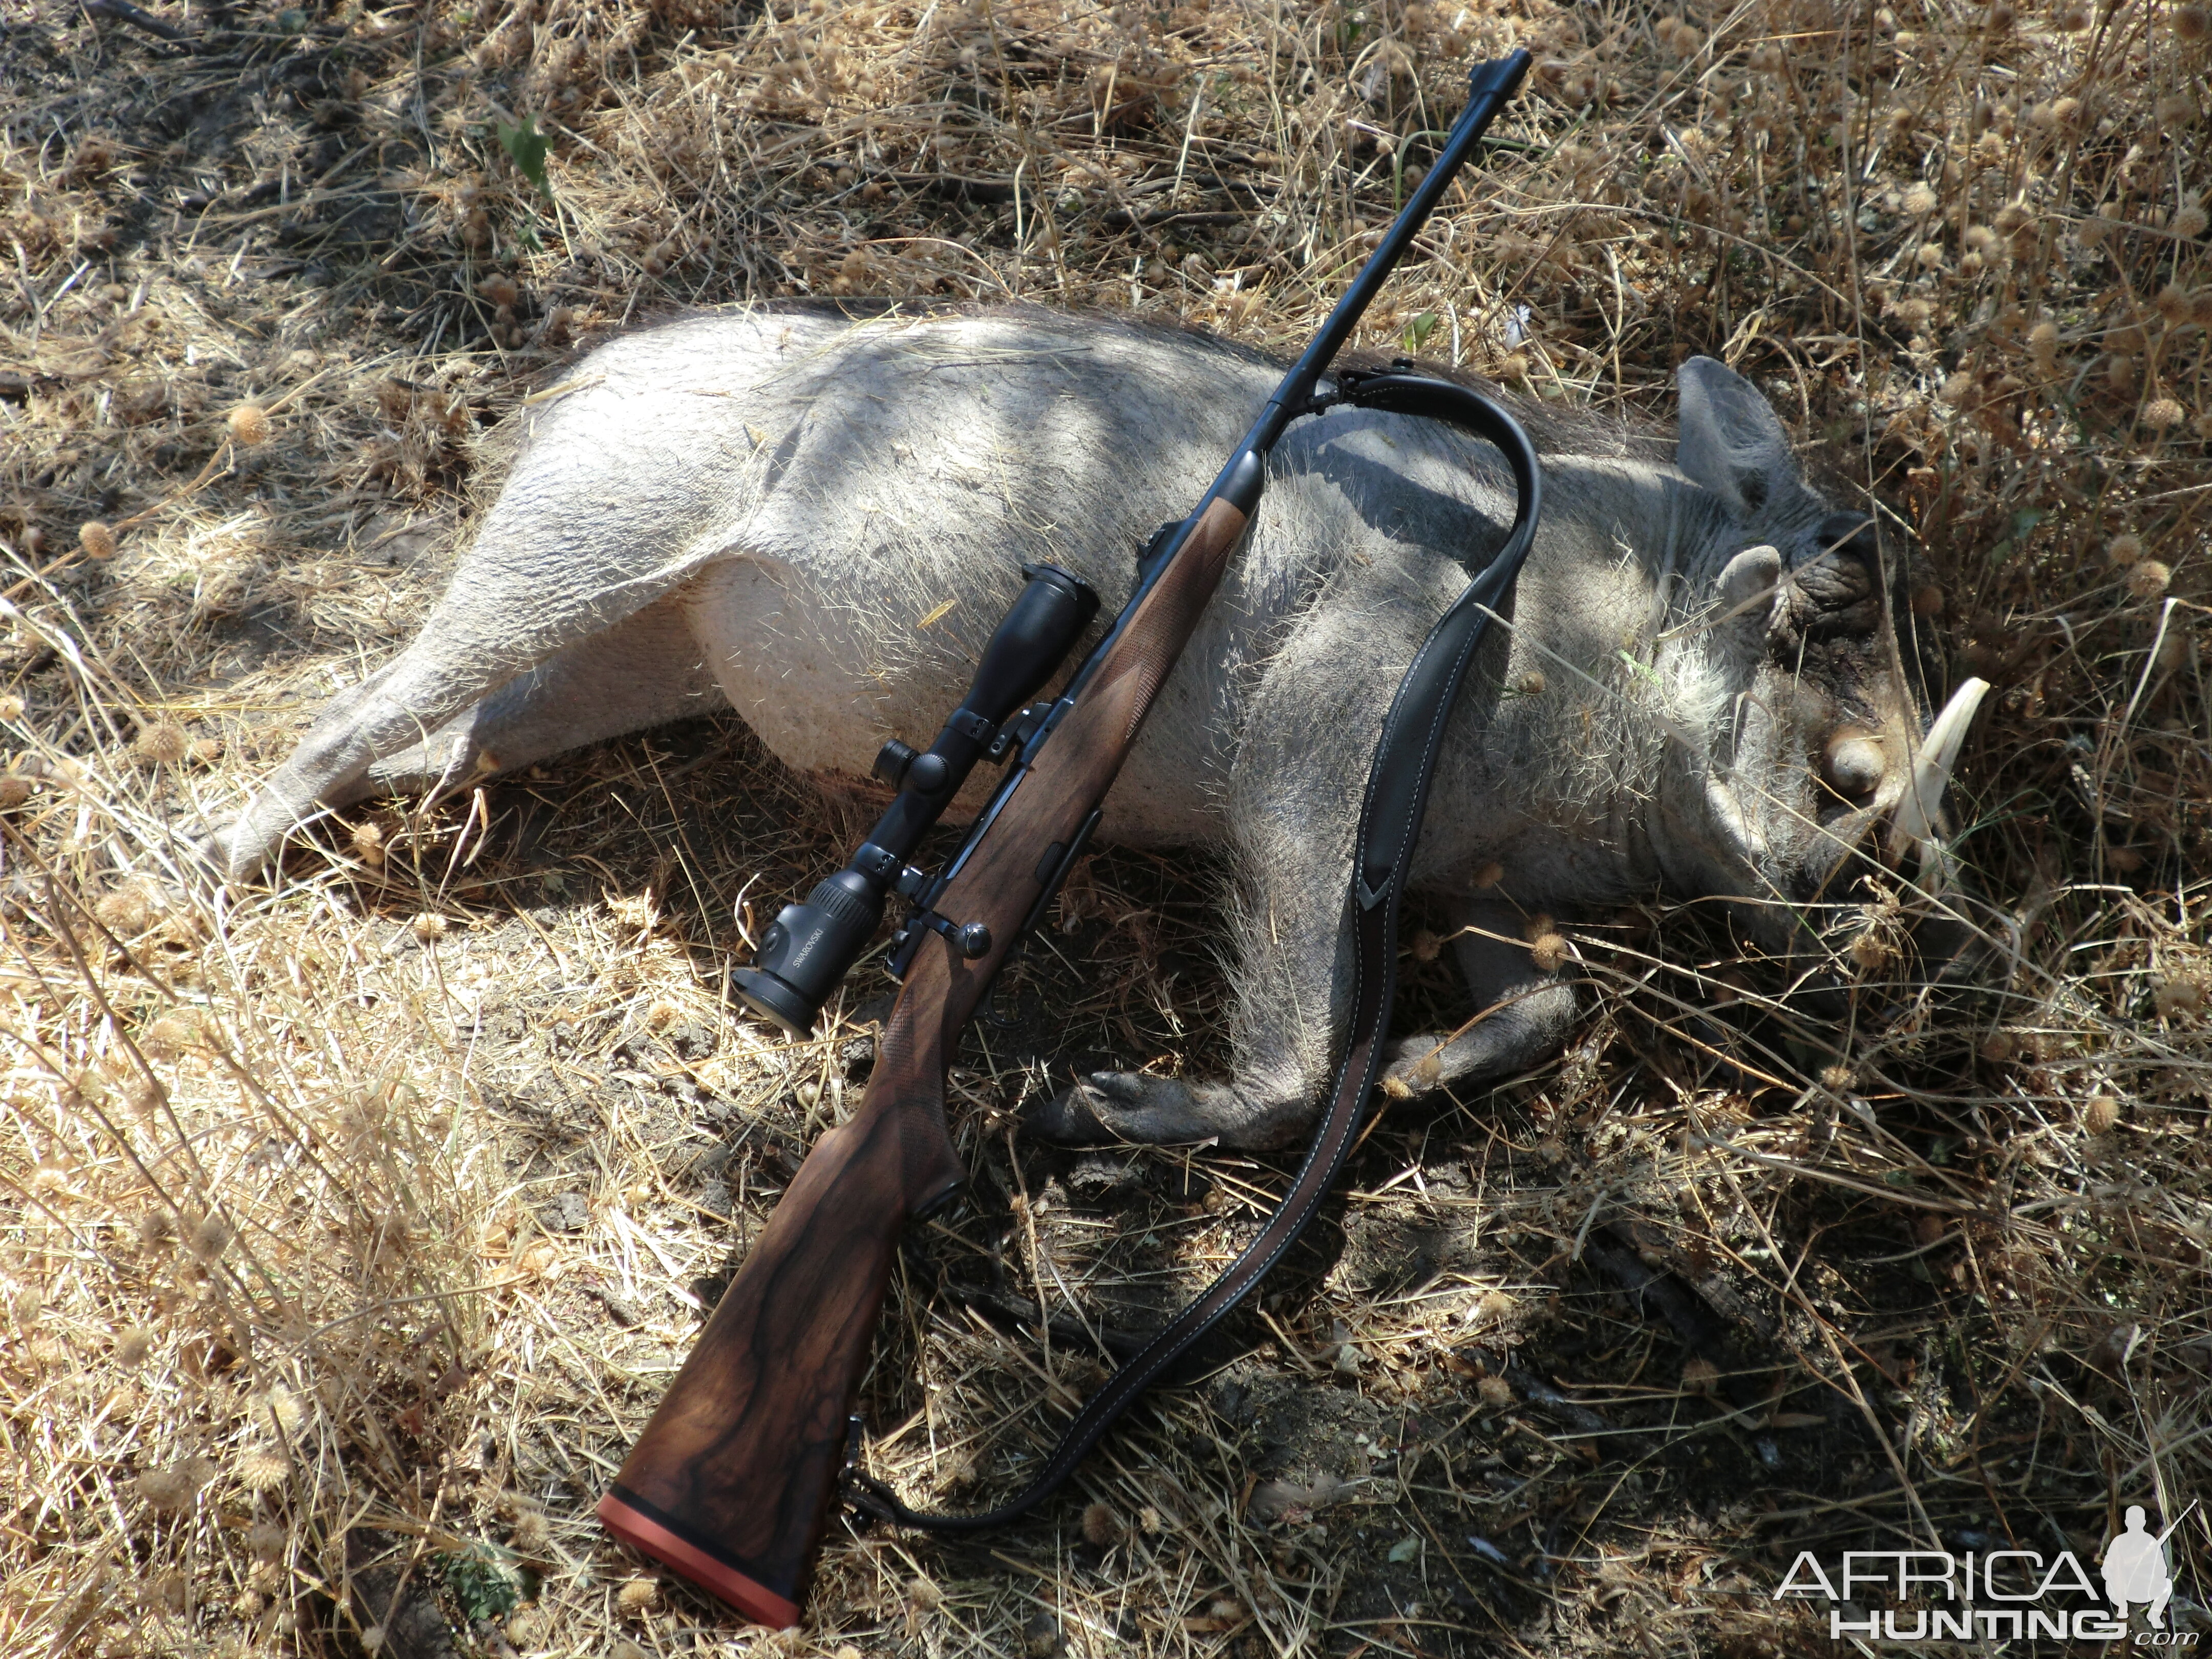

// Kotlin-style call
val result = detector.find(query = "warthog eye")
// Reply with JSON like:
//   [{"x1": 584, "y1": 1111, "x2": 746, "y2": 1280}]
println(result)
[{"x1": 1824, "y1": 730, "x2": 1886, "y2": 798}]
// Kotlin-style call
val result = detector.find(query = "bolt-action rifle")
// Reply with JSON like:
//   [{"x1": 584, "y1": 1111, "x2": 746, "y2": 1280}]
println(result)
[{"x1": 599, "y1": 49, "x2": 1535, "y2": 1627}]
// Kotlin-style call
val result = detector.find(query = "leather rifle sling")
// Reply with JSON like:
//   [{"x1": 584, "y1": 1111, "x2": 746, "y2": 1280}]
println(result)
[{"x1": 849, "y1": 372, "x2": 1544, "y2": 1533}]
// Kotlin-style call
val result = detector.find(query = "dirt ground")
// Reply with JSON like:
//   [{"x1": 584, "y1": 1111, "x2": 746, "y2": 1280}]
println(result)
[{"x1": 2, "y1": 0, "x2": 2208, "y2": 1654}]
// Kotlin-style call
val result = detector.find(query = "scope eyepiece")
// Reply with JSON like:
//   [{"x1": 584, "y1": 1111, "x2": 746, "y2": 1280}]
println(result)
[
  {"x1": 873, "y1": 738, "x2": 919, "y2": 786},
  {"x1": 729, "y1": 562, "x2": 1101, "y2": 1036}
]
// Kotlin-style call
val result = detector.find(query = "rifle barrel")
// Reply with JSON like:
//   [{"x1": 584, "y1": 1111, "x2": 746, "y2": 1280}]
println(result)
[
  {"x1": 1057, "y1": 46, "x2": 1530, "y2": 712},
  {"x1": 1254, "y1": 47, "x2": 1532, "y2": 452}
]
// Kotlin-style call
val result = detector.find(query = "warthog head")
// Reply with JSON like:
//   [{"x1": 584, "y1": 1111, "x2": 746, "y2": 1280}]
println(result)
[{"x1": 1652, "y1": 359, "x2": 1988, "y2": 985}]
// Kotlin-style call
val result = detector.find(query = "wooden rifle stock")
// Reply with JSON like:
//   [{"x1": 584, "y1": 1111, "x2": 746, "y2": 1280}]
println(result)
[{"x1": 600, "y1": 494, "x2": 1251, "y2": 1623}]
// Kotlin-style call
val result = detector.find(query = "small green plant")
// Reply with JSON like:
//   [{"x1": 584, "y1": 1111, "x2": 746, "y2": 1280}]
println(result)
[
  {"x1": 441, "y1": 1542, "x2": 535, "y2": 1623},
  {"x1": 493, "y1": 113, "x2": 553, "y2": 203},
  {"x1": 1401, "y1": 311, "x2": 1440, "y2": 356}
]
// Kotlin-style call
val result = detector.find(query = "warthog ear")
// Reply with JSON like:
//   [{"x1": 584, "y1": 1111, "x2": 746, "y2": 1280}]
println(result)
[{"x1": 1675, "y1": 357, "x2": 1799, "y2": 521}]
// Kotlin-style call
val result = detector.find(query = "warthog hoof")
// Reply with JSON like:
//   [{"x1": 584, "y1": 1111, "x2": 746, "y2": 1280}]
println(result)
[
  {"x1": 1026, "y1": 1070, "x2": 1316, "y2": 1150},
  {"x1": 1026, "y1": 1071, "x2": 1240, "y2": 1146}
]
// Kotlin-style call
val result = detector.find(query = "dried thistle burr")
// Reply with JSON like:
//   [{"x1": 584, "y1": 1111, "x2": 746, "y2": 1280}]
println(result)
[
  {"x1": 2142, "y1": 396, "x2": 2185, "y2": 431},
  {"x1": 134, "y1": 720, "x2": 188, "y2": 765},
  {"x1": 2126, "y1": 561, "x2": 2172, "y2": 599}
]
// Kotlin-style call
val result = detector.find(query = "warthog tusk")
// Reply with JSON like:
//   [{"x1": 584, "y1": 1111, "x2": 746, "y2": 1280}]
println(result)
[{"x1": 1888, "y1": 677, "x2": 1990, "y2": 875}]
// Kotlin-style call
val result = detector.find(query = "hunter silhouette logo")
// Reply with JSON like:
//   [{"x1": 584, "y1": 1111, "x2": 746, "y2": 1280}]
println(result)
[{"x1": 2105, "y1": 1501, "x2": 2195, "y2": 1629}]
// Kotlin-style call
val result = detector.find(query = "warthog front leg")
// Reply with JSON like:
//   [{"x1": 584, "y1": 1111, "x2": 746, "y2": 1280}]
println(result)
[
  {"x1": 1027, "y1": 593, "x2": 1396, "y2": 1150},
  {"x1": 1376, "y1": 895, "x2": 1580, "y2": 1098},
  {"x1": 1024, "y1": 847, "x2": 1355, "y2": 1150},
  {"x1": 1024, "y1": 581, "x2": 1581, "y2": 1148},
  {"x1": 1027, "y1": 892, "x2": 1579, "y2": 1148}
]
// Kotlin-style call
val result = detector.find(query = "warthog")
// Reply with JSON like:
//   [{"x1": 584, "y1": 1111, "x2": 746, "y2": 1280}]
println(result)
[{"x1": 221, "y1": 303, "x2": 1983, "y2": 1147}]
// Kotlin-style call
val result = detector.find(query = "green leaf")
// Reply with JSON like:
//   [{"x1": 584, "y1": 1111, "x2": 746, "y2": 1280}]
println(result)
[
  {"x1": 493, "y1": 113, "x2": 553, "y2": 202},
  {"x1": 1388, "y1": 1534, "x2": 1422, "y2": 1563},
  {"x1": 1401, "y1": 312, "x2": 1439, "y2": 356},
  {"x1": 1617, "y1": 649, "x2": 1664, "y2": 688},
  {"x1": 440, "y1": 1542, "x2": 533, "y2": 1622}
]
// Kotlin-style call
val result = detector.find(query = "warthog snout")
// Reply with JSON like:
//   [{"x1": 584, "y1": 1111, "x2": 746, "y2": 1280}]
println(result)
[{"x1": 1777, "y1": 677, "x2": 1996, "y2": 1012}]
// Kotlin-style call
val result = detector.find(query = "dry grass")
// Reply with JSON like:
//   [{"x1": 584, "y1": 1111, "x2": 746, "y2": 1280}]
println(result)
[{"x1": 2, "y1": 0, "x2": 2208, "y2": 1652}]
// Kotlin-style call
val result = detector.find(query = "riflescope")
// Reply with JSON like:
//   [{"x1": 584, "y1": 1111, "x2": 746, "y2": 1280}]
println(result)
[{"x1": 731, "y1": 562, "x2": 1101, "y2": 1035}]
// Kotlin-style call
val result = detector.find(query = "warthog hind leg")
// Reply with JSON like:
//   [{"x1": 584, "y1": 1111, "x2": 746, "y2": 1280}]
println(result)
[
  {"x1": 219, "y1": 583, "x2": 716, "y2": 878},
  {"x1": 353, "y1": 595, "x2": 721, "y2": 801}
]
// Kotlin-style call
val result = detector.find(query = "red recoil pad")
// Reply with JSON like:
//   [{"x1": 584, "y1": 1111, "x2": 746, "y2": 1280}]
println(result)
[{"x1": 596, "y1": 1488, "x2": 801, "y2": 1629}]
